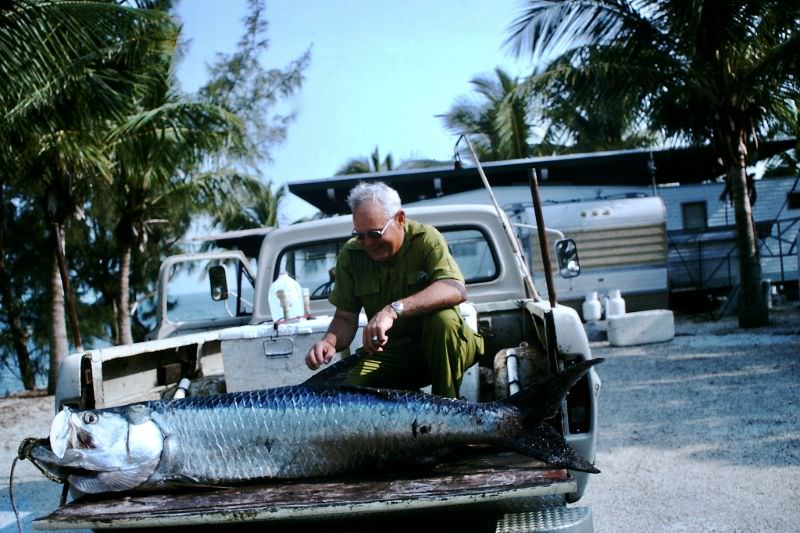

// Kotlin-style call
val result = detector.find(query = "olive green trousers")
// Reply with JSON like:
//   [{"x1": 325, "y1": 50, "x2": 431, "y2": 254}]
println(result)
[{"x1": 348, "y1": 307, "x2": 483, "y2": 398}]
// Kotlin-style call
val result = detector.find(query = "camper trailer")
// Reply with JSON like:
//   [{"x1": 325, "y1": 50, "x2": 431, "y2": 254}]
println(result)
[{"x1": 408, "y1": 186, "x2": 669, "y2": 314}]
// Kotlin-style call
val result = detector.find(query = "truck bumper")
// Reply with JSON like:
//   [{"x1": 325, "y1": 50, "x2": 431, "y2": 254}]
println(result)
[{"x1": 496, "y1": 506, "x2": 593, "y2": 533}]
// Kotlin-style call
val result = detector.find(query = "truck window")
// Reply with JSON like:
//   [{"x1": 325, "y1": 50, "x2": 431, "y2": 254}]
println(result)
[
  {"x1": 165, "y1": 256, "x2": 256, "y2": 322},
  {"x1": 276, "y1": 241, "x2": 342, "y2": 299},
  {"x1": 276, "y1": 227, "x2": 498, "y2": 300},
  {"x1": 441, "y1": 228, "x2": 498, "y2": 282}
]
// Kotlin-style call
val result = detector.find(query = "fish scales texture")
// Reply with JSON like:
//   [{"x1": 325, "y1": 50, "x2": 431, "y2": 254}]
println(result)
[
  {"x1": 149, "y1": 386, "x2": 510, "y2": 484},
  {"x1": 21, "y1": 359, "x2": 600, "y2": 493}
]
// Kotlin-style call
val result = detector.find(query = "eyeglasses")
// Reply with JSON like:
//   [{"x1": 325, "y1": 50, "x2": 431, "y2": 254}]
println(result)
[{"x1": 352, "y1": 216, "x2": 394, "y2": 241}]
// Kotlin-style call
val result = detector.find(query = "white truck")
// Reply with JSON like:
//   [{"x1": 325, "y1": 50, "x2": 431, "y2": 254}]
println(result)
[{"x1": 42, "y1": 202, "x2": 602, "y2": 532}]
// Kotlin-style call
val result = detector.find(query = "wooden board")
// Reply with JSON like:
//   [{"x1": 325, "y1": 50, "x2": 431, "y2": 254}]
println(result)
[{"x1": 34, "y1": 452, "x2": 575, "y2": 530}]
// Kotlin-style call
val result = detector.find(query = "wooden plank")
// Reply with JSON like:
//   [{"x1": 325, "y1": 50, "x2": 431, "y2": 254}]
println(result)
[{"x1": 35, "y1": 452, "x2": 574, "y2": 529}]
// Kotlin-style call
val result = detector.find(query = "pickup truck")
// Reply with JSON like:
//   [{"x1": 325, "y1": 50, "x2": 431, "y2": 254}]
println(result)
[{"x1": 42, "y1": 202, "x2": 602, "y2": 532}]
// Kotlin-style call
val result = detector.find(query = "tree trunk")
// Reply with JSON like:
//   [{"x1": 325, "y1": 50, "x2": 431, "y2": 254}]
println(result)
[
  {"x1": 118, "y1": 242, "x2": 134, "y2": 344},
  {"x1": 111, "y1": 298, "x2": 121, "y2": 346},
  {"x1": 0, "y1": 179, "x2": 36, "y2": 389},
  {"x1": 729, "y1": 138, "x2": 768, "y2": 328},
  {"x1": 48, "y1": 250, "x2": 69, "y2": 394},
  {"x1": 0, "y1": 265, "x2": 35, "y2": 389},
  {"x1": 52, "y1": 221, "x2": 83, "y2": 350}
]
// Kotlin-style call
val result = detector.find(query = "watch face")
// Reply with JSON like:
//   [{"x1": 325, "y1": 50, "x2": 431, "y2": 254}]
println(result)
[{"x1": 391, "y1": 301, "x2": 404, "y2": 316}]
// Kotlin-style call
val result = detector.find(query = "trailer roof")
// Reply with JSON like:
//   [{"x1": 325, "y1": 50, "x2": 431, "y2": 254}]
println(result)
[{"x1": 288, "y1": 138, "x2": 796, "y2": 216}]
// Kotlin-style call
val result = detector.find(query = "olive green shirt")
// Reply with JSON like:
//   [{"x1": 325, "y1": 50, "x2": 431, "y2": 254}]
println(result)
[{"x1": 329, "y1": 219, "x2": 463, "y2": 338}]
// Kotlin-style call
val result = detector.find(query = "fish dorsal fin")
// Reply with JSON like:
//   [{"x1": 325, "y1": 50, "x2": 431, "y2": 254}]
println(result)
[
  {"x1": 507, "y1": 358, "x2": 603, "y2": 424},
  {"x1": 320, "y1": 385, "x2": 426, "y2": 403},
  {"x1": 301, "y1": 350, "x2": 369, "y2": 389}
]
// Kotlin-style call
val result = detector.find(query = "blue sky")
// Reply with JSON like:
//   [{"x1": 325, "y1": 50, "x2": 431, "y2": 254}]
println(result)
[{"x1": 176, "y1": 0, "x2": 532, "y2": 222}]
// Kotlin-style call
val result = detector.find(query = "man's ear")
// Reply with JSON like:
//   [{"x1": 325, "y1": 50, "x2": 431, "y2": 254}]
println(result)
[{"x1": 396, "y1": 210, "x2": 406, "y2": 224}]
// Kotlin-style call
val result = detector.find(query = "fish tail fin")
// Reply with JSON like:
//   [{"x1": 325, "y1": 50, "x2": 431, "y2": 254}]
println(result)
[
  {"x1": 502, "y1": 358, "x2": 603, "y2": 473},
  {"x1": 507, "y1": 423, "x2": 600, "y2": 473}
]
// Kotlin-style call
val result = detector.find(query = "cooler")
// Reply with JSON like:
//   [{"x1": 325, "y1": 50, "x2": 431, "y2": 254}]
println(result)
[{"x1": 221, "y1": 316, "x2": 363, "y2": 393}]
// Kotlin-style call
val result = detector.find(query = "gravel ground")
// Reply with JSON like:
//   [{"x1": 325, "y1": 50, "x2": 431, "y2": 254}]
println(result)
[
  {"x1": 2, "y1": 304, "x2": 798, "y2": 532},
  {"x1": 581, "y1": 304, "x2": 800, "y2": 532}
]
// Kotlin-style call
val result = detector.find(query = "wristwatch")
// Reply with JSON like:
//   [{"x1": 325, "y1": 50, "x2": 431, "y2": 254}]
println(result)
[{"x1": 390, "y1": 300, "x2": 404, "y2": 318}]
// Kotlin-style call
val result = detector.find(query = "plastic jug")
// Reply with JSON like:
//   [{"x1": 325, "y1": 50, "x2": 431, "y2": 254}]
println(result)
[
  {"x1": 582, "y1": 292, "x2": 602, "y2": 322},
  {"x1": 604, "y1": 289, "x2": 626, "y2": 318},
  {"x1": 268, "y1": 272, "x2": 304, "y2": 320}
]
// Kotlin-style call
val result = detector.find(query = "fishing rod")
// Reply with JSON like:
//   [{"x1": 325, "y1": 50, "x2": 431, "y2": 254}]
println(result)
[{"x1": 453, "y1": 134, "x2": 544, "y2": 303}]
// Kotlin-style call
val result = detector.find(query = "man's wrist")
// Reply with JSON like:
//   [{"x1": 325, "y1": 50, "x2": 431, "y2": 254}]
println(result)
[
  {"x1": 322, "y1": 334, "x2": 338, "y2": 349},
  {"x1": 389, "y1": 300, "x2": 404, "y2": 319}
]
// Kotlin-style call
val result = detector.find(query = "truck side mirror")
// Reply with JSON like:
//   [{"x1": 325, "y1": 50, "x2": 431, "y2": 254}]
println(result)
[
  {"x1": 554, "y1": 238, "x2": 581, "y2": 279},
  {"x1": 208, "y1": 265, "x2": 229, "y2": 301}
]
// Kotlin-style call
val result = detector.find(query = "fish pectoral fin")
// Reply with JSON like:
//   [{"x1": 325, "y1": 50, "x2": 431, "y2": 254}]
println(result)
[
  {"x1": 69, "y1": 457, "x2": 160, "y2": 494},
  {"x1": 508, "y1": 423, "x2": 600, "y2": 474}
]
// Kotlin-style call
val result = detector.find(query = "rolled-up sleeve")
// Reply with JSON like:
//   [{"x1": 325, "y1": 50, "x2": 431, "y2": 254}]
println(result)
[
  {"x1": 328, "y1": 248, "x2": 361, "y2": 313},
  {"x1": 422, "y1": 228, "x2": 464, "y2": 283}
]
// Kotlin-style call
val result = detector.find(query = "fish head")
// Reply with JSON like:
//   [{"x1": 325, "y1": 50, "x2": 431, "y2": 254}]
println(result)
[{"x1": 41, "y1": 404, "x2": 163, "y2": 493}]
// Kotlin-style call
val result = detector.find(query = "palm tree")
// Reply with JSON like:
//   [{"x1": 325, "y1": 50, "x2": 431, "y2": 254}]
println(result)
[
  {"x1": 106, "y1": 39, "x2": 247, "y2": 344},
  {"x1": 440, "y1": 67, "x2": 533, "y2": 161},
  {"x1": 336, "y1": 146, "x2": 395, "y2": 175},
  {"x1": 508, "y1": 1, "x2": 800, "y2": 327},
  {"x1": 532, "y1": 51, "x2": 654, "y2": 153},
  {"x1": 1, "y1": 0, "x2": 177, "y2": 389},
  {"x1": 209, "y1": 179, "x2": 285, "y2": 231}
]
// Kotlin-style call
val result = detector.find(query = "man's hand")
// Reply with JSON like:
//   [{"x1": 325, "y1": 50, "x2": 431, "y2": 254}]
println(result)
[
  {"x1": 305, "y1": 309, "x2": 358, "y2": 370},
  {"x1": 363, "y1": 305, "x2": 397, "y2": 353},
  {"x1": 306, "y1": 339, "x2": 337, "y2": 370}
]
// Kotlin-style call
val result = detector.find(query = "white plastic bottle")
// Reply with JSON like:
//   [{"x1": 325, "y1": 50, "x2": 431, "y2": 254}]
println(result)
[
  {"x1": 605, "y1": 289, "x2": 626, "y2": 318},
  {"x1": 582, "y1": 292, "x2": 602, "y2": 322},
  {"x1": 268, "y1": 272, "x2": 304, "y2": 320}
]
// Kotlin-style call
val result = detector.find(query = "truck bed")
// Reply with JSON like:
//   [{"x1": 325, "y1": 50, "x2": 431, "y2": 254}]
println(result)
[{"x1": 34, "y1": 452, "x2": 575, "y2": 530}]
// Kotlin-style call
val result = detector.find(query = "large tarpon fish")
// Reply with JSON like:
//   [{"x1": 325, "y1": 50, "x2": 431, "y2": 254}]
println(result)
[{"x1": 19, "y1": 358, "x2": 602, "y2": 494}]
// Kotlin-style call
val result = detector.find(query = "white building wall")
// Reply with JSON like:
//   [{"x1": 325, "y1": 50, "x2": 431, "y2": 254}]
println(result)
[{"x1": 656, "y1": 176, "x2": 800, "y2": 230}]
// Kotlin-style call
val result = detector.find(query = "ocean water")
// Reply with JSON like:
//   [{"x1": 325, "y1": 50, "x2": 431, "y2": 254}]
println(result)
[{"x1": 0, "y1": 363, "x2": 44, "y2": 396}]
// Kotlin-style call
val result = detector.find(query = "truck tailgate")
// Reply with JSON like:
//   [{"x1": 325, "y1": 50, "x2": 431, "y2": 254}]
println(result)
[{"x1": 34, "y1": 453, "x2": 575, "y2": 530}]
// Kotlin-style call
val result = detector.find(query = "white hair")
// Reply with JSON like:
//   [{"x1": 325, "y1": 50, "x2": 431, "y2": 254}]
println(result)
[{"x1": 346, "y1": 182, "x2": 402, "y2": 217}]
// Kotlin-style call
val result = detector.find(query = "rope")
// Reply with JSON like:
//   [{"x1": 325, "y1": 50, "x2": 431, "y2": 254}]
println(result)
[{"x1": 9, "y1": 456, "x2": 24, "y2": 533}]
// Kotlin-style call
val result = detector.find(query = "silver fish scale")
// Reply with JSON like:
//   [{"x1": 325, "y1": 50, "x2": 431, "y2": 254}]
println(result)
[{"x1": 147, "y1": 386, "x2": 511, "y2": 485}]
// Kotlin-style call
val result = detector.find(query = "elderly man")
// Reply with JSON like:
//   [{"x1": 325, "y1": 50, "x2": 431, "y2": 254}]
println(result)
[{"x1": 305, "y1": 182, "x2": 484, "y2": 398}]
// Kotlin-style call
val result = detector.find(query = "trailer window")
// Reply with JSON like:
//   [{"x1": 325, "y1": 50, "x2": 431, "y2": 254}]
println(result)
[{"x1": 682, "y1": 201, "x2": 708, "y2": 230}]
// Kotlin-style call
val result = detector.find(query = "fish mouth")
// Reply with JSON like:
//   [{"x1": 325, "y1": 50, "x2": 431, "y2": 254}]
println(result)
[{"x1": 18, "y1": 437, "x2": 84, "y2": 483}]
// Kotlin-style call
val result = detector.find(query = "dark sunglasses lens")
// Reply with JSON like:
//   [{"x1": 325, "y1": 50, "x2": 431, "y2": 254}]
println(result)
[{"x1": 351, "y1": 230, "x2": 383, "y2": 240}]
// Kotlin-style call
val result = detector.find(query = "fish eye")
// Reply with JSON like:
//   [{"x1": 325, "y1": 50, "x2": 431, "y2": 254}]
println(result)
[{"x1": 82, "y1": 412, "x2": 98, "y2": 425}]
